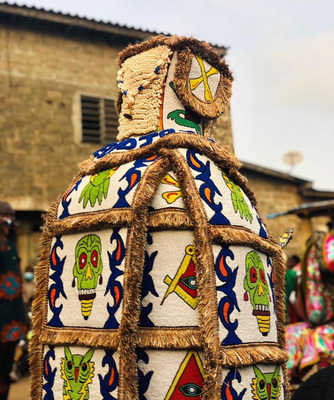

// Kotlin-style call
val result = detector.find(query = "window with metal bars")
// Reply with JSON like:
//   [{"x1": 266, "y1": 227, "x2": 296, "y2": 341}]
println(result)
[{"x1": 80, "y1": 95, "x2": 118, "y2": 144}]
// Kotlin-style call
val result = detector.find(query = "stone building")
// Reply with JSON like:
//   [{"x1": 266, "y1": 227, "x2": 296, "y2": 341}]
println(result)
[
  {"x1": 240, "y1": 162, "x2": 334, "y2": 258},
  {"x1": 0, "y1": 3, "x2": 332, "y2": 269}
]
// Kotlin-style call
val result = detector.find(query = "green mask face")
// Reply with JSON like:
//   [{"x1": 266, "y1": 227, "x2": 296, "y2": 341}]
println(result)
[
  {"x1": 243, "y1": 251, "x2": 271, "y2": 336},
  {"x1": 61, "y1": 346, "x2": 95, "y2": 400},
  {"x1": 73, "y1": 234, "x2": 103, "y2": 320},
  {"x1": 251, "y1": 365, "x2": 281, "y2": 400}
]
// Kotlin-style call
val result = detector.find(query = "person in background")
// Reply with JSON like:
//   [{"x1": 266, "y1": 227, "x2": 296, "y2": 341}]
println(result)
[
  {"x1": 285, "y1": 255, "x2": 301, "y2": 324},
  {"x1": 0, "y1": 202, "x2": 27, "y2": 400},
  {"x1": 22, "y1": 265, "x2": 36, "y2": 313}
]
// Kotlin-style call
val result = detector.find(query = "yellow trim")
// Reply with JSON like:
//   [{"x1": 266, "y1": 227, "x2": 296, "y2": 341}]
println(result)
[
  {"x1": 164, "y1": 275, "x2": 198, "y2": 309},
  {"x1": 161, "y1": 246, "x2": 195, "y2": 305}
]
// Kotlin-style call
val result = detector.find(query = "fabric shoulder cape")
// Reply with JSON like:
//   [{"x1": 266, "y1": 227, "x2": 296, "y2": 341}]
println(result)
[{"x1": 31, "y1": 129, "x2": 289, "y2": 400}]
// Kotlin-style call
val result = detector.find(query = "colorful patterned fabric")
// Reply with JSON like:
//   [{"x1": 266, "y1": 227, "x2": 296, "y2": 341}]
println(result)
[
  {"x1": 0, "y1": 239, "x2": 27, "y2": 343},
  {"x1": 285, "y1": 322, "x2": 334, "y2": 379},
  {"x1": 285, "y1": 232, "x2": 334, "y2": 392},
  {"x1": 323, "y1": 232, "x2": 334, "y2": 273},
  {"x1": 304, "y1": 245, "x2": 334, "y2": 324}
]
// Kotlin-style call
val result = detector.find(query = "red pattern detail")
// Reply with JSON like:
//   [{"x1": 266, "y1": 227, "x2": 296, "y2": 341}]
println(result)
[
  {"x1": 178, "y1": 259, "x2": 197, "y2": 299},
  {"x1": 109, "y1": 366, "x2": 115, "y2": 386},
  {"x1": 267, "y1": 383, "x2": 271, "y2": 399},
  {"x1": 50, "y1": 287, "x2": 57, "y2": 308},
  {"x1": 1, "y1": 321, "x2": 27, "y2": 342},
  {"x1": 169, "y1": 354, "x2": 204, "y2": 399},
  {"x1": 45, "y1": 359, "x2": 49, "y2": 376},
  {"x1": 223, "y1": 302, "x2": 230, "y2": 324},
  {"x1": 114, "y1": 286, "x2": 120, "y2": 306},
  {"x1": 219, "y1": 256, "x2": 228, "y2": 277},
  {"x1": 51, "y1": 247, "x2": 57, "y2": 267},
  {"x1": 225, "y1": 378, "x2": 233, "y2": 400},
  {"x1": 116, "y1": 239, "x2": 122, "y2": 262},
  {"x1": 0, "y1": 271, "x2": 21, "y2": 300},
  {"x1": 203, "y1": 187, "x2": 213, "y2": 204}
]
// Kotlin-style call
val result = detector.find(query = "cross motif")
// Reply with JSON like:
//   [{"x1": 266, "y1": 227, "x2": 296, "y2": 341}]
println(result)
[{"x1": 189, "y1": 56, "x2": 219, "y2": 102}]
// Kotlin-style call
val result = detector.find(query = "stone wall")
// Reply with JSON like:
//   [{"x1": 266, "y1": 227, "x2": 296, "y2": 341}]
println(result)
[
  {"x1": 0, "y1": 23, "x2": 234, "y2": 212},
  {"x1": 0, "y1": 23, "x2": 124, "y2": 211},
  {"x1": 241, "y1": 171, "x2": 312, "y2": 259},
  {"x1": 0, "y1": 22, "x2": 234, "y2": 268},
  {"x1": 215, "y1": 106, "x2": 234, "y2": 152}
]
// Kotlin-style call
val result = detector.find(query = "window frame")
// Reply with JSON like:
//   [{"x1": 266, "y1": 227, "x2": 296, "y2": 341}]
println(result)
[{"x1": 73, "y1": 92, "x2": 119, "y2": 146}]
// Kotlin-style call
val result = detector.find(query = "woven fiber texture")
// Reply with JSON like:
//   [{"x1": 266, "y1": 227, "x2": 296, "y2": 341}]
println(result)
[{"x1": 117, "y1": 45, "x2": 172, "y2": 140}]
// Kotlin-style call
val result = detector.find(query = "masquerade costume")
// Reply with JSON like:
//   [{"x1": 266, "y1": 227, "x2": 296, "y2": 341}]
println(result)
[{"x1": 31, "y1": 36, "x2": 289, "y2": 400}]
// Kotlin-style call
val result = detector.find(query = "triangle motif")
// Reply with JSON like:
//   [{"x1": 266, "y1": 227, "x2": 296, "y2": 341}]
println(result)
[
  {"x1": 165, "y1": 351, "x2": 205, "y2": 400},
  {"x1": 161, "y1": 245, "x2": 198, "y2": 309}
]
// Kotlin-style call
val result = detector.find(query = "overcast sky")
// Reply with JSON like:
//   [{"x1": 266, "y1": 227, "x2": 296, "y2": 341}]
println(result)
[{"x1": 7, "y1": 0, "x2": 334, "y2": 190}]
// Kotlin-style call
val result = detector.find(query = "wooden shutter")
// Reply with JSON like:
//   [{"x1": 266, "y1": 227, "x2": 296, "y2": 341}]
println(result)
[{"x1": 81, "y1": 95, "x2": 118, "y2": 144}]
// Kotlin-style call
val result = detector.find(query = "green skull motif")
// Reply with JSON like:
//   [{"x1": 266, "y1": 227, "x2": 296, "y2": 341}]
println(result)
[
  {"x1": 251, "y1": 365, "x2": 281, "y2": 400},
  {"x1": 243, "y1": 251, "x2": 271, "y2": 336},
  {"x1": 73, "y1": 234, "x2": 103, "y2": 320},
  {"x1": 60, "y1": 346, "x2": 95, "y2": 400}
]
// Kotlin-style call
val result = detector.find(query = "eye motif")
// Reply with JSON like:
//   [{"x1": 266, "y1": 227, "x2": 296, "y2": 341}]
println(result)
[
  {"x1": 250, "y1": 266, "x2": 257, "y2": 283},
  {"x1": 179, "y1": 383, "x2": 203, "y2": 397},
  {"x1": 180, "y1": 276, "x2": 197, "y2": 290},
  {"x1": 67, "y1": 360, "x2": 73, "y2": 370},
  {"x1": 91, "y1": 250, "x2": 99, "y2": 267},
  {"x1": 260, "y1": 269, "x2": 266, "y2": 285},
  {"x1": 79, "y1": 253, "x2": 87, "y2": 269}
]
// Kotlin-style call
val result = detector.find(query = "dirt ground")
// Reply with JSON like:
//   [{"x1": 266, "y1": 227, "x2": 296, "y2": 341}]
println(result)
[{"x1": 8, "y1": 376, "x2": 31, "y2": 400}]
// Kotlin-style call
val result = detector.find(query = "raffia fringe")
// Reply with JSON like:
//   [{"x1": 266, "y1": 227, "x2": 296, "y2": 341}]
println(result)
[
  {"x1": 210, "y1": 226, "x2": 280, "y2": 256},
  {"x1": 39, "y1": 328, "x2": 119, "y2": 349},
  {"x1": 40, "y1": 328, "x2": 201, "y2": 350},
  {"x1": 166, "y1": 148, "x2": 221, "y2": 400},
  {"x1": 118, "y1": 157, "x2": 171, "y2": 400},
  {"x1": 37, "y1": 327, "x2": 289, "y2": 363},
  {"x1": 30, "y1": 215, "x2": 57, "y2": 399},
  {"x1": 220, "y1": 344, "x2": 289, "y2": 368},
  {"x1": 174, "y1": 47, "x2": 232, "y2": 118},
  {"x1": 137, "y1": 328, "x2": 201, "y2": 348},
  {"x1": 118, "y1": 35, "x2": 233, "y2": 81},
  {"x1": 282, "y1": 362, "x2": 291, "y2": 400},
  {"x1": 42, "y1": 173, "x2": 84, "y2": 230},
  {"x1": 50, "y1": 209, "x2": 191, "y2": 237},
  {"x1": 80, "y1": 131, "x2": 262, "y2": 212},
  {"x1": 148, "y1": 209, "x2": 193, "y2": 230},
  {"x1": 272, "y1": 250, "x2": 288, "y2": 349},
  {"x1": 46, "y1": 209, "x2": 279, "y2": 260},
  {"x1": 49, "y1": 209, "x2": 133, "y2": 237},
  {"x1": 47, "y1": 208, "x2": 279, "y2": 260}
]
